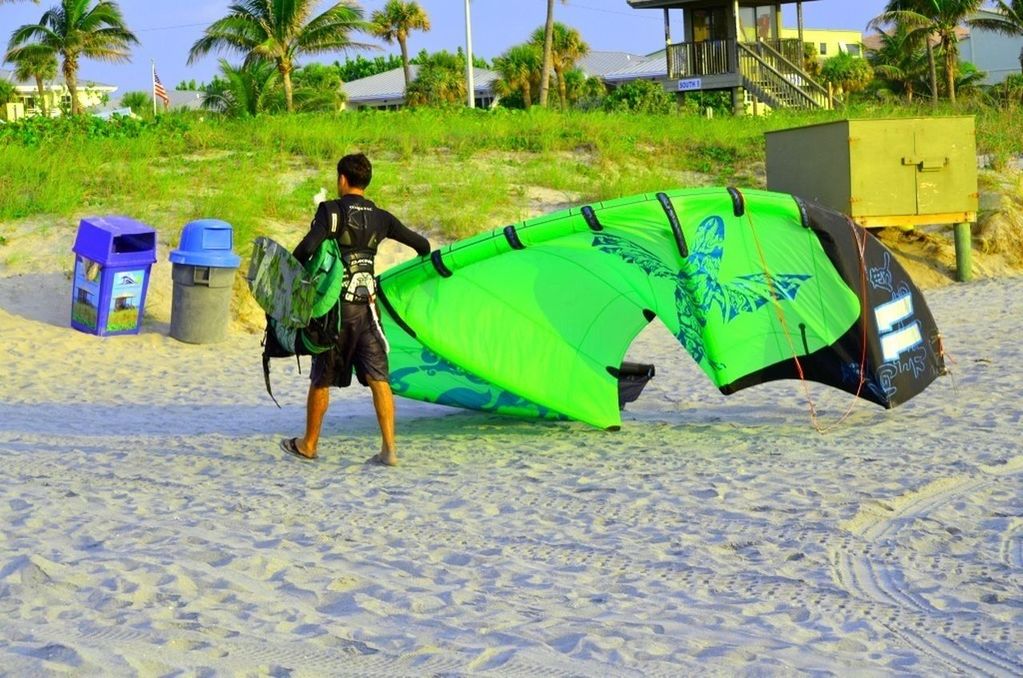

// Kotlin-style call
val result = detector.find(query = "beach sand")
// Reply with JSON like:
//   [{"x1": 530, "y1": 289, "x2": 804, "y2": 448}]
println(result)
[{"x1": 1, "y1": 214, "x2": 1022, "y2": 675}]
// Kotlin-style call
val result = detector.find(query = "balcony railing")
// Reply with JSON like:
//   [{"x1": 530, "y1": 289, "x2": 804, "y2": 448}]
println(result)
[
  {"x1": 665, "y1": 38, "x2": 805, "y2": 80},
  {"x1": 666, "y1": 39, "x2": 736, "y2": 78}
]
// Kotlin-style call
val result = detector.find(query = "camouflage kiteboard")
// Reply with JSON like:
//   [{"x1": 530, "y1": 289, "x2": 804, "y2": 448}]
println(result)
[
  {"x1": 246, "y1": 236, "x2": 317, "y2": 328},
  {"x1": 248, "y1": 235, "x2": 346, "y2": 406}
]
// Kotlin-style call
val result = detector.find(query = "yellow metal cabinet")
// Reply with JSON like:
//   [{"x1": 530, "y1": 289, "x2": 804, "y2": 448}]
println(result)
[{"x1": 765, "y1": 117, "x2": 978, "y2": 228}]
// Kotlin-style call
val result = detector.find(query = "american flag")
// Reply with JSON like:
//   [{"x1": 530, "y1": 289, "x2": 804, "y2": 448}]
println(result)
[{"x1": 153, "y1": 69, "x2": 170, "y2": 109}]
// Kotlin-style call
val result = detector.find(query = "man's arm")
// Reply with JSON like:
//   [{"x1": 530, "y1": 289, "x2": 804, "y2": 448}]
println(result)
[
  {"x1": 292, "y1": 203, "x2": 330, "y2": 264},
  {"x1": 384, "y1": 211, "x2": 431, "y2": 256}
]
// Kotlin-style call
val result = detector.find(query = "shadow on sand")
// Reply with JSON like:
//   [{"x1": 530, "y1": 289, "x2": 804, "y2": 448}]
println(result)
[{"x1": 0, "y1": 272, "x2": 169, "y2": 334}]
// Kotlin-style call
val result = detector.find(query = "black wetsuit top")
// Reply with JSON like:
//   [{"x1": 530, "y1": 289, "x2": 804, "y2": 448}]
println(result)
[{"x1": 293, "y1": 195, "x2": 431, "y2": 304}]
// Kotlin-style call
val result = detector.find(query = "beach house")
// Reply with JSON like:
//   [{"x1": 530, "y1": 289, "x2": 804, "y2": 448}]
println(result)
[
  {"x1": 342, "y1": 65, "x2": 500, "y2": 110},
  {"x1": 0, "y1": 68, "x2": 117, "y2": 120},
  {"x1": 341, "y1": 51, "x2": 648, "y2": 111},
  {"x1": 960, "y1": 9, "x2": 1023, "y2": 85},
  {"x1": 625, "y1": 0, "x2": 837, "y2": 112},
  {"x1": 863, "y1": 9, "x2": 1022, "y2": 88}
]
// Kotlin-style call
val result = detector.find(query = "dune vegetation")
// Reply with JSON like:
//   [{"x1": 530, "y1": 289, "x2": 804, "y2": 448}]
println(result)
[{"x1": 2, "y1": 104, "x2": 1021, "y2": 257}]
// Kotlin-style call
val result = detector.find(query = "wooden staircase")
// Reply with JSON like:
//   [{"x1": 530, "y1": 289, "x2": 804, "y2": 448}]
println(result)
[{"x1": 737, "y1": 42, "x2": 832, "y2": 111}]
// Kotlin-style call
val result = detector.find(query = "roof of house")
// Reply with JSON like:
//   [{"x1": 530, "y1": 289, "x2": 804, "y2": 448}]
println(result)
[
  {"x1": 342, "y1": 66, "x2": 412, "y2": 103},
  {"x1": 575, "y1": 51, "x2": 648, "y2": 78},
  {"x1": 99, "y1": 88, "x2": 203, "y2": 115},
  {"x1": 863, "y1": 26, "x2": 971, "y2": 53},
  {"x1": 0, "y1": 68, "x2": 116, "y2": 90},
  {"x1": 164, "y1": 90, "x2": 204, "y2": 110},
  {"x1": 602, "y1": 55, "x2": 668, "y2": 83},
  {"x1": 342, "y1": 65, "x2": 500, "y2": 105}
]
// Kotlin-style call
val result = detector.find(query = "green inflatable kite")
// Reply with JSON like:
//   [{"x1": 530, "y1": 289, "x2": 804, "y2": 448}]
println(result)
[{"x1": 375, "y1": 187, "x2": 946, "y2": 430}]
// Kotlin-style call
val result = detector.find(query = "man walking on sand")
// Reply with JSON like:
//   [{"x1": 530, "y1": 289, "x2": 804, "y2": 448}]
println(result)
[{"x1": 280, "y1": 153, "x2": 431, "y2": 466}]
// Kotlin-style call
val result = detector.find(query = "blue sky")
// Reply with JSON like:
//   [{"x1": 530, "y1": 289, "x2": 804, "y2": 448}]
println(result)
[{"x1": 1, "y1": 0, "x2": 894, "y2": 93}]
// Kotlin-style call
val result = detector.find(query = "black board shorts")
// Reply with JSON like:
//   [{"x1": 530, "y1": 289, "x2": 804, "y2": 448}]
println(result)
[{"x1": 310, "y1": 303, "x2": 389, "y2": 388}]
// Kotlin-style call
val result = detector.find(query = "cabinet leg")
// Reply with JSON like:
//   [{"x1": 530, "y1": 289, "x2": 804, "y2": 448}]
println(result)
[{"x1": 953, "y1": 222, "x2": 972, "y2": 282}]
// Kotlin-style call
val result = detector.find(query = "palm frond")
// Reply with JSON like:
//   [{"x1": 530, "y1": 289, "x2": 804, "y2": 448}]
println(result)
[
  {"x1": 296, "y1": 4, "x2": 370, "y2": 53},
  {"x1": 188, "y1": 17, "x2": 267, "y2": 64}
]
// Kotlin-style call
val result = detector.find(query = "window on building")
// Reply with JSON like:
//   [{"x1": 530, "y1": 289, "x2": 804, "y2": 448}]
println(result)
[
  {"x1": 738, "y1": 7, "x2": 756, "y2": 39},
  {"x1": 846, "y1": 44, "x2": 861, "y2": 57},
  {"x1": 755, "y1": 6, "x2": 774, "y2": 40},
  {"x1": 819, "y1": 42, "x2": 828, "y2": 55},
  {"x1": 738, "y1": 6, "x2": 777, "y2": 41},
  {"x1": 694, "y1": 8, "x2": 729, "y2": 42}
]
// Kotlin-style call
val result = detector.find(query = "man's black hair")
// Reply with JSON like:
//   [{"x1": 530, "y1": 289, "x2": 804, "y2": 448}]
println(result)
[{"x1": 338, "y1": 153, "x2": 372, "y2": 189}]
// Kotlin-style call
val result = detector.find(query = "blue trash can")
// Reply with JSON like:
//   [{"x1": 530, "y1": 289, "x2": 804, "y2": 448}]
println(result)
[
  {"x1": 169, "y1": 219, "x2": 241, "y2": 344},
  {"x1": 70, "y1": 216, "x2": 157, "y2": 336}
]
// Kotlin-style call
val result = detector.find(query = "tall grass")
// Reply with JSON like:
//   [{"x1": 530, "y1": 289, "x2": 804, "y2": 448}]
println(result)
[{"x1": 2, "y1": 105, "x2": 1020, "y2": 252}]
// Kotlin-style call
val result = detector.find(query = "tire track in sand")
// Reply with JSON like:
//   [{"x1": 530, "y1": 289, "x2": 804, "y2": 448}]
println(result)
[
  {"x1": 1000, "y1": 519, "x2": 1023, "y2": 570},
  {"x1": 830, "y1": 457, "x2": 1023, "y2": 676},
  {"x1": 4, "y1": 616, "x2": 627, "y2": 677}
]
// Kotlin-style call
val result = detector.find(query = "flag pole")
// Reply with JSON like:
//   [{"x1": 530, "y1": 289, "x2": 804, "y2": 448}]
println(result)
[
  {"x1": 464, "y1": 0, "x2": 475, "y2": 109},
  {"x1": 151, "y1": 60, "x2": 157, "y2": 117}
]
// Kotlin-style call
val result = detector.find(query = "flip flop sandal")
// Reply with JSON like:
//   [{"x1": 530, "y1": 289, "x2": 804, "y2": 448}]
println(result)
[{"x1": 280, "y1": 437, "x2": 316, "y2": 460}]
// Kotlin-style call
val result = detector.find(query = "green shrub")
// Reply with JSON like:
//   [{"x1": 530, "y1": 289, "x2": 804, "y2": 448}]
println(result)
[
  {"x1": 603, "y1": 80, "x2": 676, "y2": 115},
  {"x1": 0, "y1": 80, "x2": 16, "y2": 106},
  {"x1": 0, "y1": 112, "x2": 193, "y2": 145},
  {"x1": 821, "y1": 52, "x2": 874, "y2": 95}
]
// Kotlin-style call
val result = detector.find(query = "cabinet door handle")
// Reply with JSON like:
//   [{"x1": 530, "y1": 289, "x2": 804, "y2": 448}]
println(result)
[{"x1": 902, "y1": 156, "x2": 948, "y2": 172}]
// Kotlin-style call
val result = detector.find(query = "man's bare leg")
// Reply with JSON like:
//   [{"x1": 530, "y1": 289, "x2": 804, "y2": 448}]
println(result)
[
  {"x1": 367, "y1": 379, "x2": 398, "y2": 466},
  {"x1": 296, "y1": 383, "x2": 329, "y2": 458}
]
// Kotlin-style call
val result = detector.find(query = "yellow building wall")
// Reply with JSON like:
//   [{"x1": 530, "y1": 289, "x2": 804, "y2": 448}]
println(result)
[
  {"x1": 781, "y1": 28, "x2": 863, "y2": 58},
  {"x1": 15, "y1": 89, "x2": 61, "y2": 116},
  {"x1": 3, "y1": 102, "x2": 26, "y2": 121}
]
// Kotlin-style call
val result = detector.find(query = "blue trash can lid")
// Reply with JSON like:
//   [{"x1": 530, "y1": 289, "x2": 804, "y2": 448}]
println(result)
[
  {"x1": 72, "y1": 215, "x2": 157, "y2": 267},
  {"x1": 169, "y1": 219, "x2": 242, "y2": 268}
]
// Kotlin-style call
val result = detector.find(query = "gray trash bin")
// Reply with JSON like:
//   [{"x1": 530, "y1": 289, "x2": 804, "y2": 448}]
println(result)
[{"x1": 169, "y1": 219, "x2": 241, "y2": 344}]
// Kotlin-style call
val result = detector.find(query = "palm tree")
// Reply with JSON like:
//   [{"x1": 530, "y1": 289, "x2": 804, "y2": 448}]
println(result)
[
  {"x1": 201, "y1": 59, "x2": 280, "y2": 118},
  {"x1": 877, "y1": 0, "x2": 984, "y2": 103},
  {"x1": 531, "y1": 22, "x2": 588, "y2": 110},
  {"x1": 10, "y1": 45, "x2": 57, "y2": 114},
  {"x1": 120, "y1": 89, "x2": 152, "y2": 116},
  {"x1": 7, "y1": 0, "x2": 138, "y2": 115},
  {"x1": 188, "y1": 0, "x2": 371, "y2": 113},
  {"x1": 969, "y1": 0, "x2": 1023, "y2": 74},
  {"x1": 538, "y1": 0, "x2": 567, "y2": 108},
  {"x1": 289, "y1": 62, "x2": 346, "y2": 112},
  {"x1": 0, "y1": 79, "x2": 15, "y2": 105},
  {"x1": 405, "y1": 50, "x2": 465, "y2": 107},
  {"x1": 951, "y1": 59, "x2": 986, "y2": 98},
  {"x1": 560, "y1": 68, "x2": 604, "y2": 109},
  {"x1": 370, "y1": 0, "x2": 430, "y2": 93},
  {"x1": 493, "y1": 43, "x2": 541, "y2": 108},
  {"x1": 820, "y1": 51, "x2": 875, "y2": 97},
  {"x1": 867, "y1": 19, "x2": 929, "y2": 102}
]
